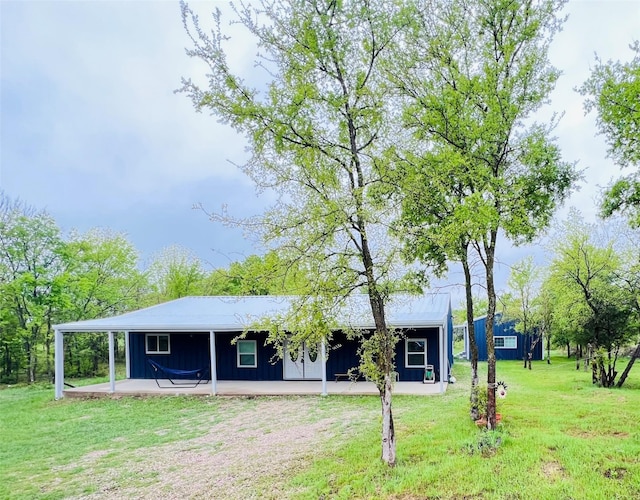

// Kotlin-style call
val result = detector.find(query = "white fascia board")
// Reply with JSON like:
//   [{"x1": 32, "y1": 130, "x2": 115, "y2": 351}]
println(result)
[{"x1": 54, "y1": 324, "x2": 246, "y2": 333}]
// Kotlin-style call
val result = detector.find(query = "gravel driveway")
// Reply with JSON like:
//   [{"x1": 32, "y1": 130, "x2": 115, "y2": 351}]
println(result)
[{"x1": 70, "y1": 396, "x2": 379, "y2": 499}]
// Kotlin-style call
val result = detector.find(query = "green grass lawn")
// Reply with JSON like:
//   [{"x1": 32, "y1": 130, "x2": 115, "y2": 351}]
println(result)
[{"x1": 2, "y1": 357, "x2": 640, "y2": 499}]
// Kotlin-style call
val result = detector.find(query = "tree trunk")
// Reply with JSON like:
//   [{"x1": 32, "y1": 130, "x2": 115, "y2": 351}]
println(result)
[
  {"x1": 546, "y1": 333, "x2": 551, "y2": 364},
  {"x1": 462, "y1": 252, "x2": 479, "y2": 421},
  {"x1": 616, "y1": 342, "x2": 640, "y2": 388},
  {"x1": 29, "y1": 348, "x2": 36, "y2": 383},
  {"x1": 380, "y1": 373, "x2": 396, "y2": 466},
  {"x1": 361, "y1": 244, "x2": 395, "y2": 465},
  {"x1": 484, "y1": 232, "x2": 497, "y2": 430},
  {"x1": 45, "y1": 333, "x2": 52, "y2": 382}
]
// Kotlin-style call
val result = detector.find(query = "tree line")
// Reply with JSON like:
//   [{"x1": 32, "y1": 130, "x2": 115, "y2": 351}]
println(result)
[
  {"x1": 498, "y1": 213, "x2": 640, "y2": 389},
  {"x1": 0, "y1": 192, "x2": 305, "y2": 384}
]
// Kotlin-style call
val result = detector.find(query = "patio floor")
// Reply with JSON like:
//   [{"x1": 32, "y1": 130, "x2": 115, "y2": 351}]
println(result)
[{"x1": 63, "y1": 378, "x2": 447, "y2": 398}]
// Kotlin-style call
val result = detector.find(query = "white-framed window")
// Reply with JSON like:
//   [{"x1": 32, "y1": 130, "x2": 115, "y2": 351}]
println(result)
[
  {"x1": 146, "y1": 334, "x2": 170, "y2": 354},
  {"x1": 237, "y1": 340, "x2": 257, "y2": 368},
  {"x1": 405, "y1": 338, "x2": 428, "y2": 367},
  {"x1": 495, "y1": 336, "x2": 517, "y2": 349}
]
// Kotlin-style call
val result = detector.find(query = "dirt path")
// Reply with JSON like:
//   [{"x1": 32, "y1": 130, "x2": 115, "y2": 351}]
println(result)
[{"x1": 70, "y1": 397, "x2": 379, "y2": 499}]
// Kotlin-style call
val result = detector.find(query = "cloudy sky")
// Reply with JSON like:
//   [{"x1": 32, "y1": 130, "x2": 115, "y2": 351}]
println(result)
[{"x1": 1, "y1": 0, "x2": 639, "y2": 298}]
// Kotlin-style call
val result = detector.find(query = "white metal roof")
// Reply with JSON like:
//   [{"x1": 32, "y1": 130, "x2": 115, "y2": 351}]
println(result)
[{"x1": 53, "y1": 293, "x2": 451, "y2": 333}]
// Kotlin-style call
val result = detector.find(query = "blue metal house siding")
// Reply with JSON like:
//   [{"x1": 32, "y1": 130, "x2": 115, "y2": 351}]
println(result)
[
  {"x1": 216, "y1": 332, "x2": 283, "y2": 381},
  {"x1": 129, "y1": 325, "x2": 453, "y2": 381},
  {"x1": 129, "y1": 332, "x2": 211, "y2": 379},
  {"x1": 395, "y1": 328, "x2": 441, "y2": 381},
  {"x1": 326, "y1": 331, "x2": 360, "y2": 379},
  {"x1": 473, "y1": 316, "x2": 543, "y2": 361}
]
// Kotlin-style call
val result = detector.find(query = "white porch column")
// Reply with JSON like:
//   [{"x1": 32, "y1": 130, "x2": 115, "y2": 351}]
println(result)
[
  {"x1": 108, "y1": 331, "x2": 116, "y2": 394},
  {"x1": 439, "y1": 326, "x2": 445, "y2": 394},
  {"x1": 320, "y1": 338, "x2": 327, "y2": 396},
  {"x1": 209, "y1": 331, "x2": 217, "y2": 396},
  {"x1": 124, "y1": 331, "x2": 131, "y2": 379},
  {"x1": 54, "y1": 329, "x2": 64, "y2": 400}
]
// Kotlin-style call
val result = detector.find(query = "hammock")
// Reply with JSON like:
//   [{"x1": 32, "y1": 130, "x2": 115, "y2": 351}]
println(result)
[{"x1": 147, "y1": 359, "x2": 210, "y2": 388}]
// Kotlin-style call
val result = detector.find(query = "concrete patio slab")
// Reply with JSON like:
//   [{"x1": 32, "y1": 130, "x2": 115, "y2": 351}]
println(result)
[{"x1": 63, "y1": 379, "x2": 447, "y2": 398}]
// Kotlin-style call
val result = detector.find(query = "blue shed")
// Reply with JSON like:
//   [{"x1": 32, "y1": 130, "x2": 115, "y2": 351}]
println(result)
[
  {"x1": 53, "y1": 293, "x2": 454, "y2": 398},
  {"x1": 457, "y1": 314, "x2": 543, "y2": 362}
]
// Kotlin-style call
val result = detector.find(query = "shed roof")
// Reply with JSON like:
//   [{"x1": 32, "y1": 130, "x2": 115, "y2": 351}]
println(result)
[{"x1": 54, "y1": 293, "x2": 451, "y2": 333}]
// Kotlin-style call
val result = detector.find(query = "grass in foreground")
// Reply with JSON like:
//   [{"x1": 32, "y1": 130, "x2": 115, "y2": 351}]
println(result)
[
  {"x1": 290, "y1": 357, "x2": 640, "y2": 499},
  {"x1": 1, "y1": 357, "x2": 639, "y2": 499}
]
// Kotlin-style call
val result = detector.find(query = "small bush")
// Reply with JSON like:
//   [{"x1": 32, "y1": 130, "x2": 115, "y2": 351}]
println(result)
[{"x1": 462, "y1": 428, "x2": 506, "y2": 457}]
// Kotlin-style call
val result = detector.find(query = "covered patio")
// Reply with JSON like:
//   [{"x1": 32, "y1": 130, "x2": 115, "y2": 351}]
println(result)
[
  {"x1": 63, "y1": 379, "x2": 447, "y2": 398},
  {"x1": 53, "y1": 295, "x2": 452, "y2": 399}
]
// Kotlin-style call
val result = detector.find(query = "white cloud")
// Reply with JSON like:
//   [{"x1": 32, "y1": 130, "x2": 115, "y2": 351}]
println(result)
[{"x1": 2, "y1": 0, "x2": 640, "y2": 280}]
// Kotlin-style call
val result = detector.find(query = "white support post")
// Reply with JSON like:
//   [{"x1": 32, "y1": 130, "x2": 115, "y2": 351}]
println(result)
[
  {"x1": 54, "y1": 329, "x2": 64, "y2": 400},
  {"x1": 320, "y1": 338, "x2": 327, "y2": 396},
  {"x1": 439, "y1": 326, "x2": 445, "y2": 394},
  {"x1": 209, "y1": 331, "x2": 217, "y2": 396},
  {"x1": 108, "y1": 331, "x2": 116, "y2": 394},
  {"x1": 124, "y1": 331, "x2": 131, "y2": 379}
]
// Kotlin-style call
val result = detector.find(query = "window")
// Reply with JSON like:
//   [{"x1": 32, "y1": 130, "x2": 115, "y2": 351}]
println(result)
[
  {"x1": 237, "y1": 340, "x2": 257, "y2": 368},
  {"x1": 146, "y1": 334, "x2": 170, "y2": 354},
  {"x1": 405, "y1": 338, "x2": 427, "y2": 367},
  {"x1": 494, "y1": 336, "x2": 517, "y2": 349}
]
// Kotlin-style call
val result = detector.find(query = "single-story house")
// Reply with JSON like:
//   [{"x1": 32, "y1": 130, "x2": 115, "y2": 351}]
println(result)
[
  {"x1": 455, "y1": 314, "x2": 543, "y2": 362},
  {"x1": 53, "y1": 293, "x2": 453, "y2": 399}
]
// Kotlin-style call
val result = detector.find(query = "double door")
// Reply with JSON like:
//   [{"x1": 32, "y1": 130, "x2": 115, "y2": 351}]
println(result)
[{"x1": 283, "y1": 341, "x2": 323, "y2": 380}]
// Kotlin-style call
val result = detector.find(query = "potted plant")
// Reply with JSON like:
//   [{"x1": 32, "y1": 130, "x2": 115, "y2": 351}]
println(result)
[{"x1": 473, "y1": 381, "x2": 507, "y2": 426}]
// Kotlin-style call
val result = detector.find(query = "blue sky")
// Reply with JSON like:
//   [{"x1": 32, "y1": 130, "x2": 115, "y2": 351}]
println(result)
[{"x1": 1, "y1": 0, "x2": 639, "y2": 297}]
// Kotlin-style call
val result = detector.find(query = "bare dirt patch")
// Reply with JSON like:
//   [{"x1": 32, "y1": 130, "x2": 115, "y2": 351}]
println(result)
[
  {"x1": 603, "y1": 467, "x2": 627, "y2": 480},
  {"x1": 565, "y1": 428, "x2": 629, "y2": 439},
  {"x1": 69, "y1": 397, "x2": 378, "y2": 499},
  {"x1": 541, "y1": 460, "x2": 566, "y2": 480}
]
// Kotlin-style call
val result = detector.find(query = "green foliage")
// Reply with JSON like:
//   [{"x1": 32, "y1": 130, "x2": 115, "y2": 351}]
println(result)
[
  {"x1": 453, "y1": 296, "x2": 489, "y2": 325},
  {"x1": 580, "y1": 42, "x2": 640, "y2": 225},
  {"x1": 462, "y1": 428, "x2": 506, "y2": 457},
  {"x1": 390, "y1": 0, "x2": 577, "y2": 425},
  {"x1": 356, "y1": 328, "x2": 401, "y2": 388},
  {"x1": 546, "y1": 213, "x2": 636, "y2": 386},
  {"x1": 0, "y1": 193, "x2": 147, "y2": 382},
  {"x1": 204, "y1": 251, "x2": 312, "y2": 296},
  {"x1": 0, "y1": 195, "x2": 67, "y2": 382},
  {"x1": 145, "y1": 244, "x2": 206, "y2": 303},
  {"x1": 580, "y1": 41, "x2": 640, "y2": 170}
]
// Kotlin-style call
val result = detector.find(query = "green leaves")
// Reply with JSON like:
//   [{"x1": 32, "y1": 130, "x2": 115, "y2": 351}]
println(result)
[
  {"x1": 580, "y1": 41, "x2": 640, "y2": 224},
  {"x1": 545, "y1": 214, "x2": 635, "y2": 361},
  {"x1": 580, "y1": 42, "x2": 640, "y2": 170}
]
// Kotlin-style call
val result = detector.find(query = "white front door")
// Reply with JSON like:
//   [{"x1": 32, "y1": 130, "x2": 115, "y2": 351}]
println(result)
[{"x1": 284, "y1": 341, "x2": 322, "y2": 380}]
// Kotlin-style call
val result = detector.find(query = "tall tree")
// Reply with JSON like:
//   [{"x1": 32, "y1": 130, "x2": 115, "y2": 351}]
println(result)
[
  {"x1": 609, "y1": 223, "x2": 640, "y2": 388},
  {"x1": 579, "y1": 42, "x2": 640, "y2": 224},
  {"x1": 180, "y1": 0, "x2": 406, "y2": 465},
  {"x1": 547, "y1": 214, "x2": 634, "y2": 387},
  {"x1": 61, "y1": 229, "x2": 146, "y2": 376},
  {"x1": 0, "y1": 197, "x2": 67, "y2": 382},
  {"x1": 501, "y1": 256, "x2": 541, "y2": 369},
  {"x1": 146, "y1": 245, "x2": 206, "y2": 304},
  {"x1": 536, "y1": 280, "x2": 554, "y2": 364},
  {"x1": 204, "y1": 251, "x2": 311, "y2": 296},
  {"x1": 64, "y1": 228, "x2": 146, "y2": 320},
  {"x1": 391, "y1": 0, "x2": 577, "y2": 428}
]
